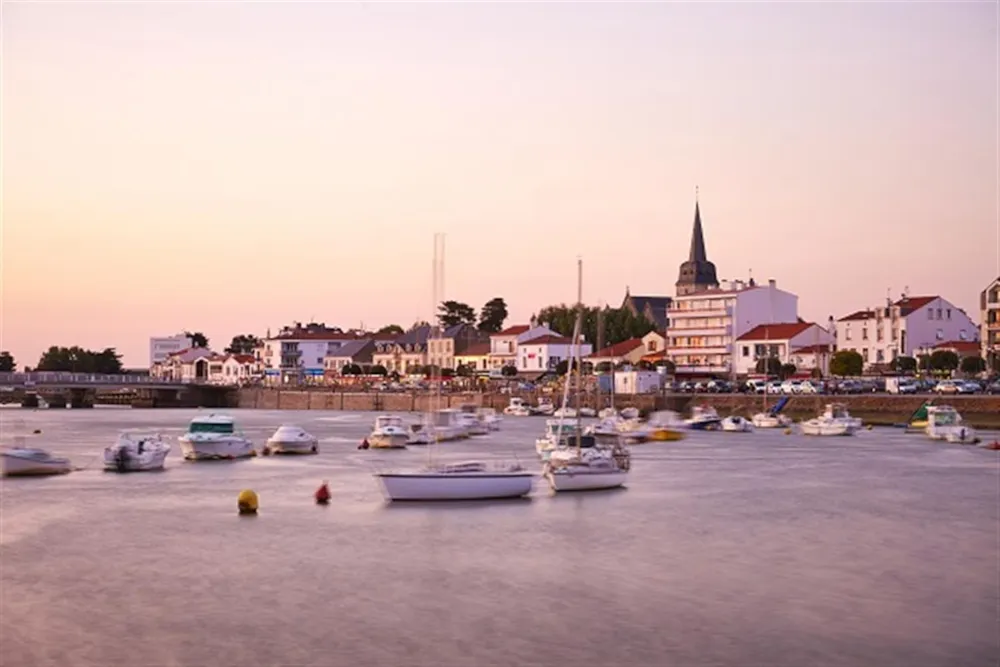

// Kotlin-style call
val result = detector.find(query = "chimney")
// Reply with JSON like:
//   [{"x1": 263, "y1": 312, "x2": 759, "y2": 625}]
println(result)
[{"x1": 768, "y1": 279, "x2": 776, "y2": 288}]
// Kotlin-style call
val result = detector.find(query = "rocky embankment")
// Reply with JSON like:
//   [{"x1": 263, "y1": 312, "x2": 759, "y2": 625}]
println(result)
[{"x1": 237, "y1": 388, "x2": 1000, "y2": 430}]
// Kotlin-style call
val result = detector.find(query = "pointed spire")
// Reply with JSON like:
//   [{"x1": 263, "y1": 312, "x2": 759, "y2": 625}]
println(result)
[{"x1": 688, "y1": 189, "x2": 707, "y2": 262}]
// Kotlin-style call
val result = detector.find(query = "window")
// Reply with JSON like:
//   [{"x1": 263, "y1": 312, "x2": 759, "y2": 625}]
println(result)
[
  {"x1": 946, "y1": 309, "x2": 951, "y2": 320},
  {"x1": 845, "y1": 330, "x2": 852, "y2": 341},
  {"x1": 876, "y1": 349, "x2": 884, "y2": 362},
  {"x1": 876, "y1": 329, "x2": 883, "y2": 342},
  {"x1": 959, "y1": 330, "x2": 967, "y2": 341},
  {"x1": 935, "y1": 329, "x2": 944, "y2": 340},
  {"x1": 862, "y1": 328, "x2": 868, "y2": 340},
  {"x1": 863, "y1": 348, "x2": 869, "y2": 361},
  {"x1": 742, "y1": 346, "x2": 749, "y2": 357},
  {"x1": 928, "y1": 309, "x2": 933, "y2": 320},
  {"x1": 936, "y1": 308, "x2": 942, "y2": 319}
]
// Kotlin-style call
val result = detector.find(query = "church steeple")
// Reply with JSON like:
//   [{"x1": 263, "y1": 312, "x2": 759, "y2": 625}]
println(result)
[{"x1": 675, "y1": 188, "x2": 719, "y2": 296}]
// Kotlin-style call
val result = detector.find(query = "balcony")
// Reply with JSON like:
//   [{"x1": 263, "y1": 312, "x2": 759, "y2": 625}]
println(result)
[{"x1": 673, "y1": 364, "x2": 730, "y2": 375}]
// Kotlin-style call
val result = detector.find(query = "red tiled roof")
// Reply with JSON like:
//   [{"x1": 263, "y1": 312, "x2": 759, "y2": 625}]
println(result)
[
  {"x1": 587, "y1": 338, "x2": 643, "y2": 359},
  {"x1": 496, "y1": 325, "x2": 530, "y2": 336},
  {"x1": 737, "y1": 322, "x2": 813, "y2": 341},
  {"x1": 792, "y1": 344, "x2": 832, "y2": 354},
  {"x1": 933, "y1": 340, "x2": 980, "y2": 354},
  {"x1": 894, "y1": 295, "x2": 936, "y2": 312},
  {"x1": 226, "y1": 354, "x2": 256, "y2": 364},
  {"x1": 521, "y1": 334, "x2": 572, "y2": 345},
  {"x1": 640, "y1": 350, "x2": 666, "y2": 361},
  {"x1": 838, "y1": 310, "x2": 874, "y2": 322},
  {"x1": 458, "y1": 342, "x2": 490, "y2": 356}
]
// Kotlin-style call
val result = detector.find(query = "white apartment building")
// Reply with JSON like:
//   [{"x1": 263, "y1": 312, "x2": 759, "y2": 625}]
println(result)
[
  {"x1": 488, "y1": 324, "x2": 560, "y2": 370},
  {"x1": 733, "y1": 321, "x2": 834, "y2": 376},
  {"x1": 260, "y1": 330, "x2": 359, "y2": 382},
  {"x1": 982, "y1": 277, "x2": 999, "y2": 372},
  {"x1": 148, "y1": 334, "x2": 193, "y2": 367},
  {"x1": 666, "y1": 278, "x2": 798, "y2": 377},
  {"x1": 835, "y1": 294, "x2": 978, "y2": 368},
  {"x1": 516, "y1": 335, "x2": 593, "y2": 373}
]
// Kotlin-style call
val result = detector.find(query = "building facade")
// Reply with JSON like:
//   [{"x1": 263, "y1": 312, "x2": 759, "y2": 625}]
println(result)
[
  {"x1": 260, "y1": 324, "x2": 362, "y2": 382},
  {"x1": 426, "y1": 324, "x2": 489, "y2": 370},
  {"x1": 455, "y1": 343, "x2": 491, "y2": 373},
  {"x1": 621, "y1": 291, "x2": 672, "y2": 329},
  {"x1": 733, "y1": 322, "x2": 834, "y2": 376},
  {"x1": 148, "y1": 334, "x2": 193, "y2": 367},
  {"x1": 488, "y1": 324, "x2": 559, "y2": 370},
  {"x1": 323, "y1": 339, "x2": 376, "y2": 376},
  {"x1": 982, "y1": 277, "x2": 1000, "y2": 372},
  {"x1": 516, "y1": 335, "x2": 591, "y2": 373},
  {"x1": 372, "y1": 325, "x2": 431, "y2": 373},
  {"x1": 835, "y1": 295, "x2": 978, "y2": 368}
]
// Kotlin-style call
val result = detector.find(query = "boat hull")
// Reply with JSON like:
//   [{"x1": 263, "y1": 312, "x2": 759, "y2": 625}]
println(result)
[
  {"x1": 266, "y1": 439, "x2": 318, "y2": 454},
  {"x1": 369, "y1": 433, "x2": 409, "y2": 449},
  {"x1": 2, "y1": 453, "x2": 72, "y2": 477},
  {"x1": 103, "y1": 448, "x2": 169, "y2": 472},
  {"x1": 751, "y1": 414, "x2": 790, "y2": 429},
  {"x1": 801, "y1": 423, "x2": 855, "y2": 436},
  {"x1": 178, "y1": 436, "x2": 255, "y2": 460},
  {"x1": 686, "y1": 419, "x2": 721, "y2": 431},
  {"x1": 374, "y1": 472, "x2": 534, "y2": 501},
  {"x1": 545, "y1": 468, "x2": 627, "y2": 492}
]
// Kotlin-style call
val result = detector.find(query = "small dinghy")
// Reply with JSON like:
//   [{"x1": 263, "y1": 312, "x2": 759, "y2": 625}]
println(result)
[
  {"x1": 104, "y1": 432, "x2": 171, "y2": 472},
  {"x1": 265, "y1": 425, "x2": 319, "y2": 454},
  {"x1": 2, "y1": 446, "x2": 72, "y2": 477}
]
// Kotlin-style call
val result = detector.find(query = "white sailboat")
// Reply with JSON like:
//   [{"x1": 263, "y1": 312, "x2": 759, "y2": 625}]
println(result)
[
  {"x1": 104, "y1": 432, "x2": 171, "y2": 472},
  {"x1": 542, "y1": 258, "x2": 631, "y2": 492},
  {"x1": 800, "y1": 403, "x2": 859, "y2": 436},
  {"x1": 2, "y1": 435, "x2": 72, "y2": 477},
  {"x1": 373, "y1": 234, "x2": 533, "y2": 502}
]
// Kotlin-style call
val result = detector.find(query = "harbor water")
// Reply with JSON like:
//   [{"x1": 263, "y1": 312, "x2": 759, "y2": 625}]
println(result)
[{"x1": 1, "y1": 408, "x2": 997, "y2": 667}]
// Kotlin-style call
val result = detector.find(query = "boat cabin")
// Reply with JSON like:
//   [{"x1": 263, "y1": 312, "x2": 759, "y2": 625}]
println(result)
[
  {"x1": 375, "y1": 415, "x2": 404, "y2": 430},
  {"x1": 927, "y1": 405, "x2": 961, "y2": 427},
  {"x1": 188, "y1": 416, "x2": 235, "y2": 434},
  {"x1": 823, "y1": 404, "x2": 851, "y2": 419}
]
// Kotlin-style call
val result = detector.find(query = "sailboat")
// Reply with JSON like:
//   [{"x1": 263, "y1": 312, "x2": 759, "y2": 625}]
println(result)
[
  {"x1": 373, "y1": 234, "x2": 534, "y2": 502},
  {"x1": 542, "y1": 259, "x2": 631, "y2": 492}
]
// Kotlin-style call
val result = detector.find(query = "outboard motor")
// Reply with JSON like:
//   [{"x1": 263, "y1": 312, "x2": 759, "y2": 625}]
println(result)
[{"x1": 115, "y1": 447, "x2": 129, "y2": 473}]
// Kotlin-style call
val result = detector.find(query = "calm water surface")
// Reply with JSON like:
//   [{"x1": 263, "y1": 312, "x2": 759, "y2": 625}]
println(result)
[{"x1": 1, "y1": 408, "x2": 997, "y2": 667}]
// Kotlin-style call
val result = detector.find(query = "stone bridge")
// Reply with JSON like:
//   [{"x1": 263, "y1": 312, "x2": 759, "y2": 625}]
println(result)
[{"x1": 0, "y1": 373, "x2": 236, "y2": 408}]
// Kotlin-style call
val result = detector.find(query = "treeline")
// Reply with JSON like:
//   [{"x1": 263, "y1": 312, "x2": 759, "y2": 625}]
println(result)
[
  {"x1": 533, "y1": 304, "x2": 658, "y2": 347},
  {"x1": 33, "y1": 346, "x2": 124, "y2": 374}
]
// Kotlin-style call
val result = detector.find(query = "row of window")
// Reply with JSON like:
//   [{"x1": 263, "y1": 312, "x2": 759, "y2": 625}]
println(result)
[
  {"x1": 671, "y1": 317, "x2": 728, "y2": 329},
  {"x1": 671, "y1": 298, "x2": 735, "y2": 312}
]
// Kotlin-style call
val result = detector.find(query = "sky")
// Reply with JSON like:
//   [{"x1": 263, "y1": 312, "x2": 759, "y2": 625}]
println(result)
[{"x1": 2, "y1": 1, "x2": 997, "y2": 368}]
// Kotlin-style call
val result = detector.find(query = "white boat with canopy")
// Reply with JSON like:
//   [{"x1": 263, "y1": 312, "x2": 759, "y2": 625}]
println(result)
[
  {"x1": 265, "y1": 425, "x2": 319, "y2": 454},
  {"x1": 178, "y1": 414, "x2": 255, "y2": 460}
]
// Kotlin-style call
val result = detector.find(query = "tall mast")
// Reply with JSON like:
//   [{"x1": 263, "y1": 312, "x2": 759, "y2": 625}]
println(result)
[{"x1": 574, "y1": 258, "x2": 583, "y2": 454}]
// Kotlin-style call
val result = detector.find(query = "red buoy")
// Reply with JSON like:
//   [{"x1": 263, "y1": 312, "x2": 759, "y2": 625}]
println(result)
[{"x1": 315, "y1": 482, "x2": 331, "y2": 505}]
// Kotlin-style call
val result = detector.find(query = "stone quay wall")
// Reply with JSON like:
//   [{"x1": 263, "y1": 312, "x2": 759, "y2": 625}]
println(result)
[{"x1": 237, "y1": 388, "x2": 1000, "y2": 430}]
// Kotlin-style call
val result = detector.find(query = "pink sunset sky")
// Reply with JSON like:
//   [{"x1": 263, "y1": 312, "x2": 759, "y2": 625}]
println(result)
[{"x1": 2, "y1": 2, "x2": 997, "y2": 368}]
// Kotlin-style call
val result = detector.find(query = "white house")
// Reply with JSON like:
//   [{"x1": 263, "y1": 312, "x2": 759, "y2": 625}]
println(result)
[
  {"x1": 587, "y1": 338, "x2": 646, "y2": 366},
  {"x1": 516, "y1": 335, "x2": 593, "y2": 374},
  {"x1": 488, "y1": 324, "x2": 560, "y2": 370},
  {"x1": 209, "y1": 354, "x2": 256, "y2": 385},
  {"x1": 148, "y1": 334, "x2": 193, "y2": 367},
  {"x1": 666, "y1": 278, "x2": 799, "y2": 377},
  {"x1": 734, "y1": 322, "x2": 834, "y2": 376},
  {"x1": 835, "y1": 294, "x2": 978, "y2": 368},
  {"x1": 151, "y1": 347, "x2": 219, "y2": 382},
  {"x1": 260, "y1": 328, "x2": 361, "y2": 382}
]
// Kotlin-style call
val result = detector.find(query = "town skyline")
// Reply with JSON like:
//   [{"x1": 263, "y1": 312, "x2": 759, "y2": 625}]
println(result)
[{"x1": 3, "y1": 2, "x2": 997, "y2": 367}]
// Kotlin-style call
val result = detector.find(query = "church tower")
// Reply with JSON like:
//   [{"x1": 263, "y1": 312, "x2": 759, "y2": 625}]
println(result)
[{"x1": 675, "y1": 191, "x2": 719, "y2": 296}]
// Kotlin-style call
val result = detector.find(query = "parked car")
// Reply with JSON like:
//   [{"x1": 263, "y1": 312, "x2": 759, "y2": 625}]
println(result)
[
  {"x1": 935, "y1": 380, "x2": 960, "y2": 394},
  {"x1": 986, "y1": 380, "x2": 1000, "y2": 395},
  {"x1": 957, "y1": 380, "x2": 980, "y2": 394}
]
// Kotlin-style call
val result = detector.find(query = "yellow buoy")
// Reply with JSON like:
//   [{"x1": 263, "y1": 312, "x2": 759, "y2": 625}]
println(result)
[
  {"x1": 237, "y1": 489, "x2": 258, "y2": 515},
  {"x1": 783, "y1": 428, "x2": 792, "y2": 435}
]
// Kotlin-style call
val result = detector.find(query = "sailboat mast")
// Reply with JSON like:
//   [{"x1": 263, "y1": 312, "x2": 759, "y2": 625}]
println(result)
[{"x1": 574, "y1": 258, "x2": 583, "y2": 453}]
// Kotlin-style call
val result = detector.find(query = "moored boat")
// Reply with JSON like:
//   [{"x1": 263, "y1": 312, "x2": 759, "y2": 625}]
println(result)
[
  {"x1": 685, "y1": 405, "x2": 722, "y2": 430},
  {"x1": 2, "y1": 446, "x2": 72, "y2": 477},
  {"x1": 800, "y1": 403, "x2": 858, "y2": 436},
  {"x1": 721, "y1": 415, "x2": 754, "y2": 432},
  {"x1": 533, "y1": 397, "x2": 556, "y2": 416},
  {"x1": 369, "y1": 415, "x2": 410, "y2": 449},
  {"x1": 503, "y1": 397, "x2": 531, "y2": 417},
  {"x1": 924, "y1": 405, "x2": 979, "y2": 444},
  {"x1": 265, "y1": 425, "x2": 319, "y2": 454},
  {"x1": 476, "y1": 407, "x2": 502, "y2": 431},
  {"x1": 104, "y1": 432, "x2": 171, "y2": 472},
  {"x1": 178, "y1": 414, "x2": 255, "y2": 460},
  {"x1": 375, "y1": 461, "x2": 534, "y2": 501},
  {"x1": 543, "y1": 442, "x2": 631, "y2": 492}
]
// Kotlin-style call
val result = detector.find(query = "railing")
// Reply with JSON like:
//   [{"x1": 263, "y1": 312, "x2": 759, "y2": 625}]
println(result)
[{"x1": 0, "y1": 372, "x2": 194, "y2": 386}]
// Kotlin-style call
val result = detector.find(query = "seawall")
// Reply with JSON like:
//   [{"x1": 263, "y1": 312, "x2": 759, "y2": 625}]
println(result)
[{"x1": 237, "y1": 388, "x2": 1000, "y2": 430}]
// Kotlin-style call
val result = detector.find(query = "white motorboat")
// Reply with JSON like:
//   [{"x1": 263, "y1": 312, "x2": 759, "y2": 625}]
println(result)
[
  {"x1": 585, "y1": 416, "x2": 624, "y2": 442},
  {"x1": 407, "y1": 420, "x2": 432, "y2": 445},
  {"x1": 751, "y1": 412, "x2": 792, "y2": 429},
  {"x1": 620, "y1": 407, "x2": 640, "y2": 420},
  {"x1": 178, "y1": 414, "x2": 255, "y2": 460},
  {"x1": 476, "y1": 407, "x2": 502, "y2": 431},
  {"x1": 800, "y1": 404, "x2": 858, "y2": 436},
  {"x1": 456, "y1": 406, "x2": 489, "y2": 436},
  {"x1": 265, "y1": 425, "x2": 319, "y2": 454},
  {"x1": 503, "y1": 397, "x2": 531, "y2": 417},
  {"x1": 543, "y1": 442, "x2": 631, "y2": 492},
  {"x1": 104, "y1": 432, "x2": 171, "y2": 472},
  {"x1": 598, "y1": 407, "x2": 619, "y2": 419},
  {"x1": 2, "y1": 445, "x2": 72, "y2": 477},
  {"x1": 375, "y1": 461, "x2": 534, "y2": 501},
  {"x1": 721, "y1": 415, "x2": 754, "y2": 432},
  {"x1": 578, "y1": 407, "x2": 597, "y2": 418},
  {"x1": 553, "y1": 406, "x2": 577, "y2": 419},
  {"x1": 369, "y1": 415, "x2": 410, "y2": 449},
  {"x1": 430, "y1": 408, "x2": 470, "y2": 441},
  {"x1": 685, "y1": 405, "x2": 722, "y2": 430},
  {"x1": 533, "y1": 397, "x2": 556, "y2": 416},
  {"x1": 924, "y1": 405, "x2": 979, "y2": 444}
]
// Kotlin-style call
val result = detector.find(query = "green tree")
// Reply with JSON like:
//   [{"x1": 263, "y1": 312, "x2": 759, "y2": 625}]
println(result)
[
  {"x1": 225, "y1": 334, "x2": 262, "y2": 355},
  {"x1": 377, "y1": 324, "x2": 404, "y2": 335},
  {"x1": 928, "y1": 350, "x2": 959, "y2": 373},
  {"x1": 917, "y1": 354, "x2": 932, "y2": 372},
  {"x1": 755, "y1": 357, "x2": 782, "y2": 377},
  {"x1": 829, "y1": 350, "x2": 863, "y2": 377},
  {"x1": 959, "y1": 355, "x2": 986, "y2": 375},
  {"x1": 456, "y1": 363, "x2": 474, "y2": 377},
  {"x1": 437, "y1": 301, "x2": 476, "y2": 328},
  {"x1": 533, "y1": 304, "x2": 656, "y2": 347},
  {"x1": 477, "y1": 297, "x2": 509, "y2": 333},
  {"x1": 637, "y1": 360, "x2": 655, "y2": 371},
  {"x1": 779, "y1": 363, "x2": 797, "y2": 380},
  {"x1": 0, "y1": 351, "x2": 14, "y2": 372},
  {"x1": 341, "y1": 363, "x2": 362, "y2": 375},
  {"x1": 370, "y1": 364, "x2": 388, "y2": 376},
  {"x1": 440, "y1": 368, "x2": 455, "y2": 378},
  {"x1": 594, "y1": 361, "x2": 613, "y2": 374},
  {"x1": 555, "y1": 359, "x2": 581, "y2": 375},
  {"x1": 35, "y1": 346, "x2": 123, "y2": 374},
  {"x1": 184, "y1": 331, "x2": 209, "y2": 348},
  {"x1": 501, "y1": 365, "x2": 518, "y2": 377},
  {"x1": 890, "y1": 355, "x2": 917, "y2": 374},
  {"x1": 810, "y1": 367, "x2": 823, "y2": 379}
]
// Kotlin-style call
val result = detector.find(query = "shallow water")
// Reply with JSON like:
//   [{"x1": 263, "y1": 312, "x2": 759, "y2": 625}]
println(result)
[{"x1": 1, "y1": 408, "x2": 998, "y2": 667}]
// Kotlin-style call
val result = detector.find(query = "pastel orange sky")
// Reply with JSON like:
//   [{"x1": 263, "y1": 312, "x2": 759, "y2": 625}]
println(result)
[{"x1": 2, "y1": 2, "x2": 997, "y2": 367}]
